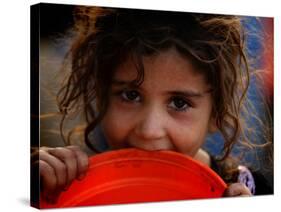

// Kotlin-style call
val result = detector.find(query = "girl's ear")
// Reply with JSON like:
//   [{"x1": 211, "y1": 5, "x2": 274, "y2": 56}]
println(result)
[{"x1": 208, "y1": 117, "x2": 218, "y2": 133}]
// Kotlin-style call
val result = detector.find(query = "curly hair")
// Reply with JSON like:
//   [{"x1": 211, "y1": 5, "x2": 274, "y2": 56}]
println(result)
[{"x1": 57, "y1": 6, "x2": 256, "y2": 160}]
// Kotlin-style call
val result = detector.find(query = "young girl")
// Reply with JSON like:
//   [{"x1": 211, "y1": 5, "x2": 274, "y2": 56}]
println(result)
[{"x1": 34, "y1": 6, "x2": 273, "y2": 204}]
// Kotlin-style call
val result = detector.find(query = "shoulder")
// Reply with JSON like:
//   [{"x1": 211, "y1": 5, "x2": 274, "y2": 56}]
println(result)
[{"x1": 209, "y1": 155, "x2": 273, "y2": 195}]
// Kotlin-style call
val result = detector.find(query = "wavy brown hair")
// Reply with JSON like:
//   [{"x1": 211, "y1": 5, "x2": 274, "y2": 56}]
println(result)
[{"x1": 57, "y1": 6, "x2": 270, "y2": 161}]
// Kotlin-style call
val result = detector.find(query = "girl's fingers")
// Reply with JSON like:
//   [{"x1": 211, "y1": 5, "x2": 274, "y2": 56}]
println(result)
[
  {"x1": 224, "y1": 183, "x2": 252, "y2": 197},
  {"x1": 39, "y1": 160, "x2": 57, "y2": 195},
  {"x1": 66, "y1": 146, "x2": 89, "y2": 179},
  {"x1": 47, "y1": 147, "x2": 78, "y2": 188},
  {"x1": 36, "y1": 145, "x2": 88, "y2": 204},
  {"x1": 39, "y1": 150, "x2": 67, "y2": 190}
]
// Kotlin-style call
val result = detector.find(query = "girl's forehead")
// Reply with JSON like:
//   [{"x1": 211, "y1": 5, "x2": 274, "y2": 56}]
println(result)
[{"x1": 113, "y1": 49, "x2": 210, "y2": 91}]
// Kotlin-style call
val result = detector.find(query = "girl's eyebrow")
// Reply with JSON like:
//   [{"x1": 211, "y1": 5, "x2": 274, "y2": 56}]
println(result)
[
  {"x1": 112, "y1": 79, "x2": 130, "y2": 85},
  {"x1": 111, "y1": 79, "x2": 138, "y2": 87},
  {"x1": 166, "y1": 91, "x2": 205, "y2": 98}
]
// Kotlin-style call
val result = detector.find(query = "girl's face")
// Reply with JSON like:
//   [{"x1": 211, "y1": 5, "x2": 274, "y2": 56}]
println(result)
[{"x1": 101, "y1": 48, "x2": 215, "y2": 157}]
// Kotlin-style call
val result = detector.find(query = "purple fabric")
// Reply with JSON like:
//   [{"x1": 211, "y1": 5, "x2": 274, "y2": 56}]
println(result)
[{"x1": 238, "y1": 165, "x2": 256, "y2": 195}]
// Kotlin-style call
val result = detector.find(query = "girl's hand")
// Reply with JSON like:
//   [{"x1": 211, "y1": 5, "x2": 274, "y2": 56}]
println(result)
[
  {"x1": 34, "y1": 146, "x2": 89, "y2": 204},
  {"x1": 223, "y1": 183, "x2": 252, "y2": 197}
]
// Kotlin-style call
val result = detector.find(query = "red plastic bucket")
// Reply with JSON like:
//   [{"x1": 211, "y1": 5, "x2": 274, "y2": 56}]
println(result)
[{"x1": 40, "y1": 148, "x2": 226, "y2": 208}]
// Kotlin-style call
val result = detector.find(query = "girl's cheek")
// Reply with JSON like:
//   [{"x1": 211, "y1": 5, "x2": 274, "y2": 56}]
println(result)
[
  {"x1": 101, "y1": 108, "x2": 134, "y2": 144},
  {"x1": 167, "y1": 121, "x2": 202, "y2": 156}
]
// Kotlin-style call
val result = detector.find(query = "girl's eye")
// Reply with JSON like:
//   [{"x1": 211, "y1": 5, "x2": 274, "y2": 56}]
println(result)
[
  {"x1": 121, "y1": 90, "x2": 141, "y2": 102},
  {"x1": 168, "y1": 97, "x2": 191, "y2": 111}
]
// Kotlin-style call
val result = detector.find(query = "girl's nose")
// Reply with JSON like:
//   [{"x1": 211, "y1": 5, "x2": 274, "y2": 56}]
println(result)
[{"x1": 134, "y1": 106, "x2": 167, "y2": 141}]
